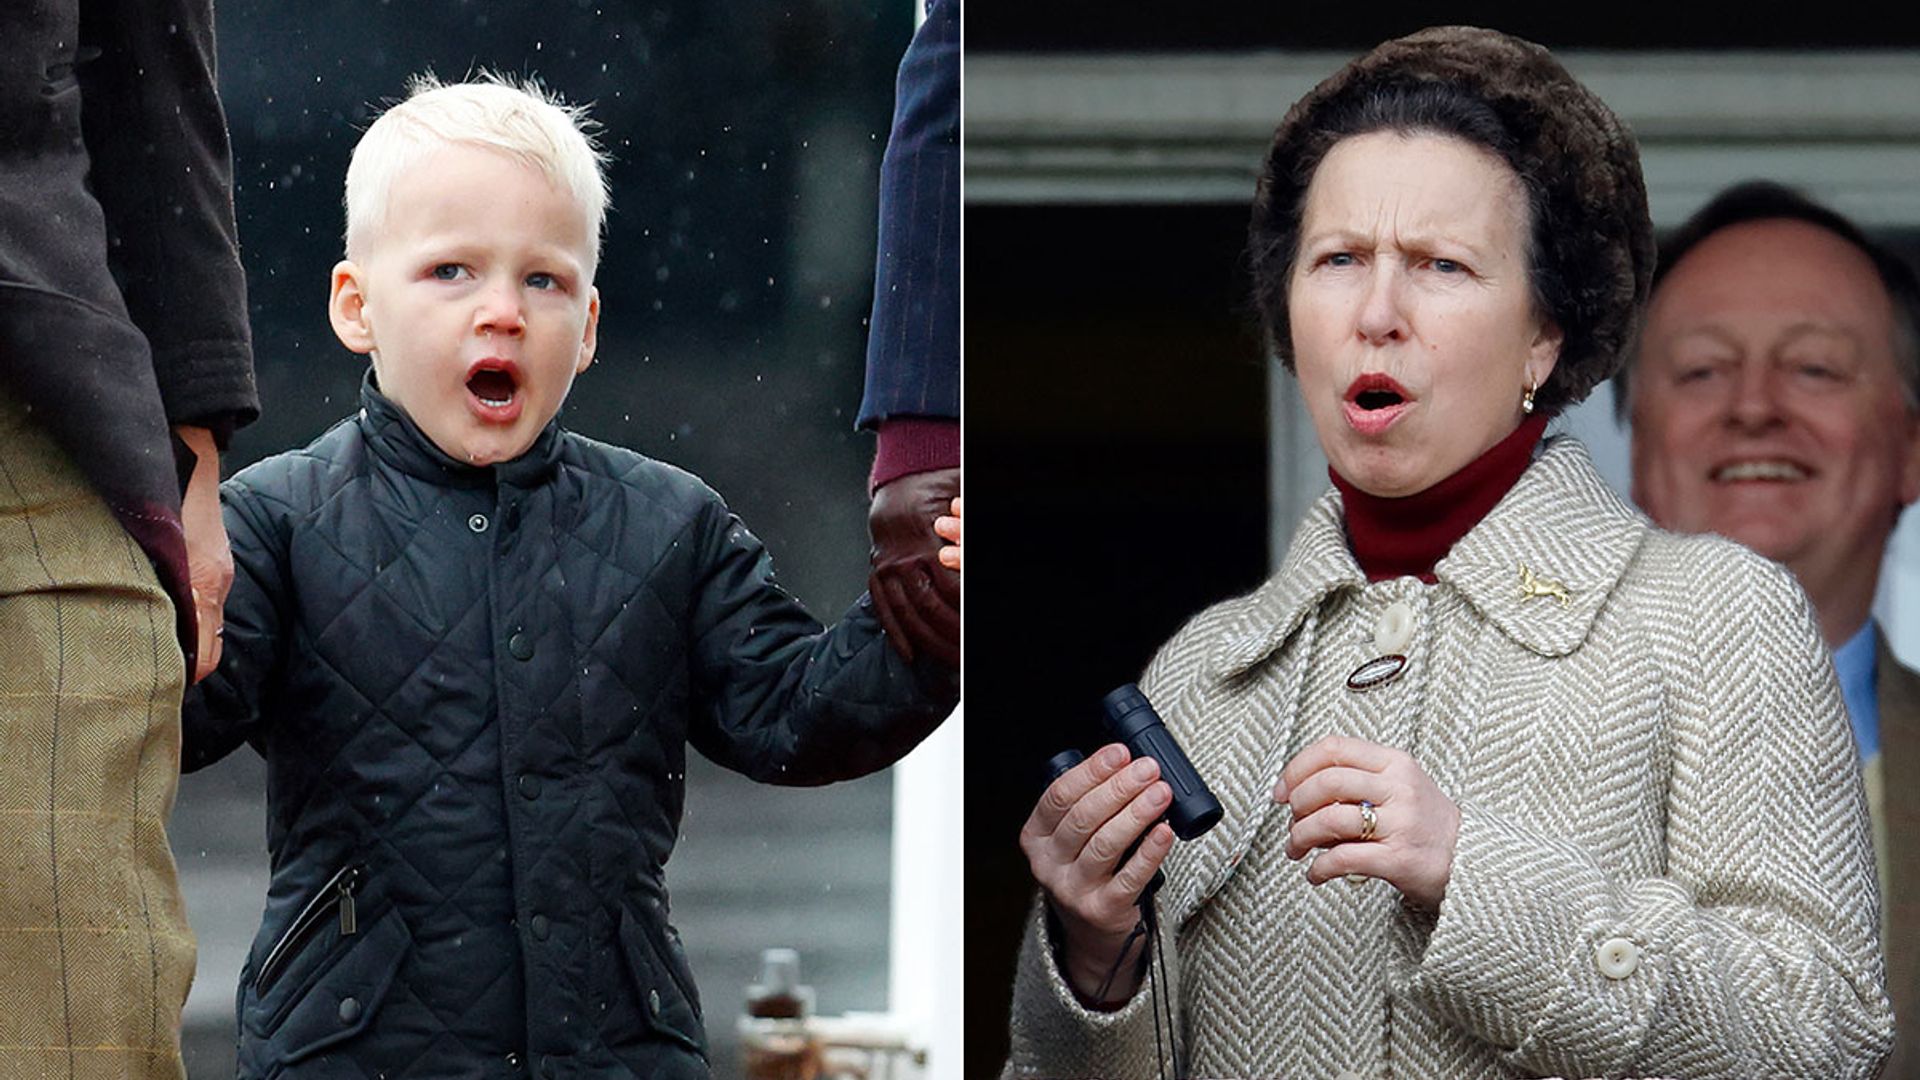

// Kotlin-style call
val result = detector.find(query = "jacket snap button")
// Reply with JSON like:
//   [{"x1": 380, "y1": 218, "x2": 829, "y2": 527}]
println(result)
[
  {"x1": 506, "y1": 1052, "x2": 523, "y2": 1068},
  {"x1": 518, "y1": 774, "x2": 542, "y2": 799},
  {"x1": 338, "y1": 996, "x2": 362, "y2": 1024},
  {"x1": 508, "y1": 631, "x2": 534, "y2": 660},
  {"x1": 468, "y1": 513, "x2": 489, "y2": 533},
  {"x1": 530, "y1": 914, "x2": 550, "y2": 940},
  {"x1": 648, "y1": 987, "x2": 662, "y2": 1015},
  {"x1": 1595, "y1": 936, "x2": 1641, "y2": 979}
]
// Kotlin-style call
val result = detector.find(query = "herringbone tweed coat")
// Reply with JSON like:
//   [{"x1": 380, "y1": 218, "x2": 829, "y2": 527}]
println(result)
[{"x1": 1008, "y1": 437, "x2": 1893, "y2": 1080}]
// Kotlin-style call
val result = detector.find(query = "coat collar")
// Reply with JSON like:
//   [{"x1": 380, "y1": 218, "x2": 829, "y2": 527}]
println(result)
[
  {"x1": 357, "y1": 369, "x2": 565, "y2": 490},
  {"x1": 1209, "y1": 436, "x2": 1646, "y2": 678}
]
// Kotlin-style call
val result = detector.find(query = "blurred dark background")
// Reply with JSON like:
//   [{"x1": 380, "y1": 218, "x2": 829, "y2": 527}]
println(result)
[
  {"x1": 965, "y1": 6, "x2": 1920, "y2": 1072},
  {"x1": 967, "y1": 201, "x2": 1270, "y2": 1076},
  {"x1": 175, "y1": 2, "x2": 913, "y2": 1076}
]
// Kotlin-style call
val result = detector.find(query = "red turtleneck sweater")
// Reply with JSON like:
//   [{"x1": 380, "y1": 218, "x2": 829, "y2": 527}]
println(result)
[{"x1": 1329, "y1": 413, "x2": 1548, "y2": 583}]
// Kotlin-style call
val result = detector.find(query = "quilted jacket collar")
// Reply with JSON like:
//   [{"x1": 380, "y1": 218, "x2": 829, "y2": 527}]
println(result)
[
  {"x1": 1210, "y1": 436, "x2": 1647, "y2": 677},
  {"x1": 357, "y1": 370, "x2": 564, "y2": 489}
]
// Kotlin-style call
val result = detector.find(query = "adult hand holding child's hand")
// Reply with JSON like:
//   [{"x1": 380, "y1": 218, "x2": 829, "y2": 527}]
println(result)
[{"x1": 867, "y1": 467, "x2": 960, "y2": 667}]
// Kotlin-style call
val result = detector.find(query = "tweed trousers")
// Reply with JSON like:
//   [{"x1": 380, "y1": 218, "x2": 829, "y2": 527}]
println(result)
[
  {"x1": 0, "y1": 392, "x2": 192, "y2": 1079},
  {"x1": 1007, "y1": 438, "x2": 1892, "y2": 1080}
]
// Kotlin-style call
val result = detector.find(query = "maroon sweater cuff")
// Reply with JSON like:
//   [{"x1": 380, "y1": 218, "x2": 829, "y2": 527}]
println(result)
[{"x1": 871, "y1": 417, "x2": 961, "y2": 493}]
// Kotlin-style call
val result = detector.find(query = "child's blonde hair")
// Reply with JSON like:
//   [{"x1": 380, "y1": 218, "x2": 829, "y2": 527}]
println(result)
[{"x1": 344, "y1": 72, "x2": 610, "y2": 266}]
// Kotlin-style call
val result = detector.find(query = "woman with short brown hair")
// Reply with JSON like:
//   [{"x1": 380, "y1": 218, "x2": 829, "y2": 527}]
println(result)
[{"x1": 1007, "y1": 27, "x2": 1892, "y2": 1079}]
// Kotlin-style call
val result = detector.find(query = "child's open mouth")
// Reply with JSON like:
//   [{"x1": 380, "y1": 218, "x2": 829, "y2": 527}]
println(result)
[{"x1": 465, "y1": 360, "x2": 524, "y2": 424}]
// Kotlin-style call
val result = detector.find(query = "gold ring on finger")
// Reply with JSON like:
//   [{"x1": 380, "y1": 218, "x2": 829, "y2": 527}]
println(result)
[{"x1": 1358, "y1": 800, "x2": 1378, "y2": 842}]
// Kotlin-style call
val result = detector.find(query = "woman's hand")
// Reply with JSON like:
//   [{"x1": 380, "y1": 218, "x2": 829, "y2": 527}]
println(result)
[
  {"x1": 1020, "y1": 743, "x2": 1175, "y2": 1004},
  {"x1": 1275, "y1": 735, "x2": 1460, "y2": 910}
]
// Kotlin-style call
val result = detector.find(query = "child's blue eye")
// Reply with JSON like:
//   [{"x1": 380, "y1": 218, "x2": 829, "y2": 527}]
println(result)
[
  {"x1": 526, "y1": 272, "x2": 557, "y2": 290},
  {"x1": 431, "y1": 264, "x2": 464, "y2": 281}
]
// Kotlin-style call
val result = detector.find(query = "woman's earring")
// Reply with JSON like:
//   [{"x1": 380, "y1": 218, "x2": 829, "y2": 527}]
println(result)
[{"x1": 1521, "y1": 375, "x2": 1537, "y2": 415}]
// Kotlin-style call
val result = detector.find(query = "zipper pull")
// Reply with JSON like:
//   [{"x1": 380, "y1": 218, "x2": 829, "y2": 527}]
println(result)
[{"x1": 338, "y1": 871, "x2": 359, "y2": 937}]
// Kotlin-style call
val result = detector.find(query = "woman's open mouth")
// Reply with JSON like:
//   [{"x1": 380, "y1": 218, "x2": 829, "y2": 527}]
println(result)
[
  {"x1": 465, "y1": 360, "x2": 524, "y2": 424},
  {"x1": 1342, "y1": 374, "x2": 1412, "y2": 436}
]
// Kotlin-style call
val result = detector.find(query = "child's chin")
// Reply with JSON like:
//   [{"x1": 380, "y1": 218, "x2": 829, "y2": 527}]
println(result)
[
  {"x1": 443, "y1": 430, "x2": 533, "y2": 467},
  {"x1": 468, "y1": 442, "x2": 530, "y2": 466}
]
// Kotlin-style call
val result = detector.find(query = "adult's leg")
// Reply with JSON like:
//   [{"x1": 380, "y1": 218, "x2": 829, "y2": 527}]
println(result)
[{"x1": 0, "y1": 391, "x2": 193, "y2": 1080}]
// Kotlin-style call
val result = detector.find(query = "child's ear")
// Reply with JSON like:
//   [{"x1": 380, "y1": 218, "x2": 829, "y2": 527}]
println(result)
[
  {"x1": 575, "y1": 286, "x2": 600, "y2": 375},
  {"x1": 329, "y1": 260, "x2": 376, "y2": 355}
]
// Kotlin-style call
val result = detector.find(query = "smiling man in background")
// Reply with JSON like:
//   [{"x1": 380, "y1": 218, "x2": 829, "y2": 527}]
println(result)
[{"x1": 1624, "y1": 179, "x2": 1920, "y2": 1077}]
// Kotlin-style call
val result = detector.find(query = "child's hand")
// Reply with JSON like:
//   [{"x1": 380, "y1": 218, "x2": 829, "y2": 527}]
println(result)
[{"x1": 935, "y1": 497, "x2": 961, "y2": 572}]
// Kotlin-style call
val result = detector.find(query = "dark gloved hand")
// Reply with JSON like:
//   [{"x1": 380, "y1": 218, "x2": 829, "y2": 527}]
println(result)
[{"x1": 868, "y1": 466, "x2": 960, "y2": 668}]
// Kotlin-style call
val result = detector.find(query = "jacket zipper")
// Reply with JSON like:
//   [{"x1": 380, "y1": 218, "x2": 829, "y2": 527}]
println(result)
[{"x1": 254, "y1": 864, "x2": 363, "y2": 993}]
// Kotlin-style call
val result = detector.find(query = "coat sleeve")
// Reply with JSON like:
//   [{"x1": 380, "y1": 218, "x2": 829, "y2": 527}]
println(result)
[
  {"x1": 1003, "y1": 896, "x2": 1182, "y2": 1080},
  {"x1": 180, "y1": 478, "x2": 288, "y2": 771},
  {"x1": 856, "y1": 0, "x2": 958, "y2": 431},
  {"x1": 77, "y1": 0, "x2": 257, "y2": 438},
  {"x1": 682, "y1": 494, "x2": 956, "y2": 784},
  {"x1": 1400, "y1": 554, "x2": 1893, "y2": 1078}
]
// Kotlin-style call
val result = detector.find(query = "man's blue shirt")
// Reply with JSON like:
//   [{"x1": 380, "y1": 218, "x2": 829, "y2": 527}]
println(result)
[{"x1": 1836, "y1": 620, "x2": 1880, "y2": 761}]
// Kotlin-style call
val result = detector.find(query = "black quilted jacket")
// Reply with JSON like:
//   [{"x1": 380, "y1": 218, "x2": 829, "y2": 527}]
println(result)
[{"x1": 183, "y1": 379, "x2": 955, "y2": 1079}]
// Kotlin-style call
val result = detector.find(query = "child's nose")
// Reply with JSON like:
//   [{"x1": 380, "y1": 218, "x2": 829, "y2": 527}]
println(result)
[{"x1": 474, "y1": 284, "x2": 527, "y2": 337}]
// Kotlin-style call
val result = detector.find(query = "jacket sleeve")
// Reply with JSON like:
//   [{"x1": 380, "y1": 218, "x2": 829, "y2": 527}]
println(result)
[
  {"x1": 683, "y1": 494, "x2": 956, "y2": 784},
  {"x1": 856, "y1": 0, "x2": 958, "y2": 431},
  {"x1": 77, "y1": 0, "x2": 257, "y2": 439},
  {"x1": 180, "y1": 479, "x2": 287, "y2": 771},
  {"x1": 1400, "y1": 555, "x2": 1893, "y2": 1078}
]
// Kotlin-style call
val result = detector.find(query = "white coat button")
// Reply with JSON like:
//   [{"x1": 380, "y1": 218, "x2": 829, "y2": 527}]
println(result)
[
  {"x1": 1595, "y1": 937, "x2": 1641, "y2": 979},
  {"x1": 1373, "y1": 601, "x2": 1415, "y2": 655}
]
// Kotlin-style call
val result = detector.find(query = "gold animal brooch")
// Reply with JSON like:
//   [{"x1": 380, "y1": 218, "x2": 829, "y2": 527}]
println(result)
[{"x1": 1518, "y1": 564, "x2": 1572, "y2": 608}]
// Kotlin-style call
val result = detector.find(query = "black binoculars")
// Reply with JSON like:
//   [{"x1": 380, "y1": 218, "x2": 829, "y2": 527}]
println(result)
[{"x1": 1045, "y1": 683, "x2": 1223, "y2": 842}]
